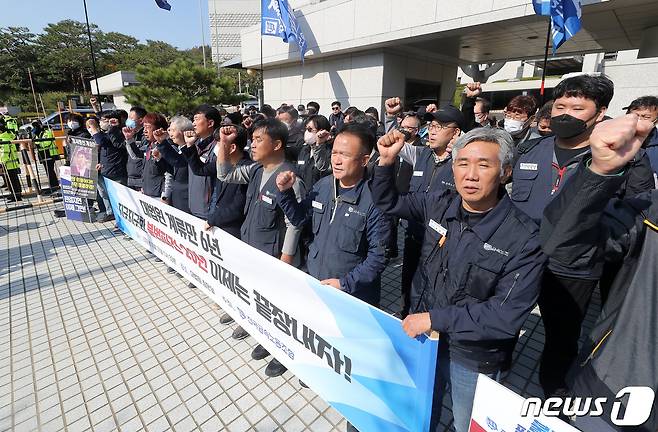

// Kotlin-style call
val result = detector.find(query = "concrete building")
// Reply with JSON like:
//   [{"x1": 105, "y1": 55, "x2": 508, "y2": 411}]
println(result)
[
  {"x1": 208, "y1": 0, "x2": 260, "y2": 64},
  {"x1": 88, "y1": 71, "x2": 139, "y2": 111},
  {"x1": 237, "y1": 0, "x2": 658, "y2": 119}
]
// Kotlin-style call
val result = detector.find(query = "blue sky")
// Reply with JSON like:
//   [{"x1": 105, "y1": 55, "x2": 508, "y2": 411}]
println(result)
[{"x1": 0, "y1": 0, "x2": 210, "y2": 49}]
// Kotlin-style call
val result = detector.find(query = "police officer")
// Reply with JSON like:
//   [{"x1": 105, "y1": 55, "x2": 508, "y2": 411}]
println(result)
[
  {"x1": 384, "y1": 98, "x2": 462, "y2": 317},
  {"x1": 372, "y1": 127, "x2": 545, "y2": 432},
  {"x1": 31, "y1": 121, "x2": 60, "y2": 190},
  {"x1": 511, "y1": 74, "x2": 655, "y2": 399},
  {"x1": 216, "y1": 117, "x2": 305, "y2": 378},
  {"x1": 0, "y1": 120, "x2": 22, "y2": 202},
  {"x1": 276, "y1": 122, "x2": 390, "y2": 305}
]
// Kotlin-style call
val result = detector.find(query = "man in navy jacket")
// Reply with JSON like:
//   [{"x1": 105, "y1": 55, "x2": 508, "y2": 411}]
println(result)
[{"x1": 372, "y1": 126, "x2": 545, "y2": 432}]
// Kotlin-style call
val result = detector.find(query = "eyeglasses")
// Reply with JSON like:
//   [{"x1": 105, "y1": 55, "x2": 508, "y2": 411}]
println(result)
[
  {"x1": 504, "y1": 111, "x2": 528, "y2": 121},
  {"x1": 636, "y1": 114, "x2": 658, "y2": 122},
  {"x1": 400, "y1": 126, "x2": 419, "y2": 133},
  {"x1": 428, "y1": 122, "x2": 456, "y2": 131},
  {"x1": 332, "y1": 106, "x2": 340, "y2": 110}
]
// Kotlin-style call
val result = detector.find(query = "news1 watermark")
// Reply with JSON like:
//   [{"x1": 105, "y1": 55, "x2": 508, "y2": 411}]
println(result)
[{"x1": 521, "y1": 387, "x2": 655, "y2": 426}]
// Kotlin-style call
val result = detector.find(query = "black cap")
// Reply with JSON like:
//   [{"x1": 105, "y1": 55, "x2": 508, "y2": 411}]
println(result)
[{"x1": 423, "y1": 105, "x2": 465, "y2": 130}]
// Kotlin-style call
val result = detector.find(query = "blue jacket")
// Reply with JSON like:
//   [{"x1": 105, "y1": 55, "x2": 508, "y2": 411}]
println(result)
[
  {"x1": 371, "y1": 164, "x2": 545, "y2": 373},
  {"x1": 512, "y1": 135, "x2": 654, "y2": 278},
  {"x1": 405, "y1": 146, "x2": 454, "y2": 240},
  {"x1": 278, "y1": 175, "x2": 390, "y2": 306},
  {"x1": 93, "y1": 128, "x2": 127, "y2": 181}
]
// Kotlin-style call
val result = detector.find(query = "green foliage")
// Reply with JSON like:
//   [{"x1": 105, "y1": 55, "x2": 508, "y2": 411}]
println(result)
[{"x1": 125, "y1": 60, "x2": 240, "y2": 116}]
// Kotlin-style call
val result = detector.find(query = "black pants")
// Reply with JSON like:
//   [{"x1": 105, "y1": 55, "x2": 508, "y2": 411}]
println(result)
[
  {"x1": 400, "y1": 235, "x2": 422, "y2": 317},
  {"x1": 4, "y1": 168, "x2": 22, "y2": 199},
  {"x1": 38, "y1": 150, "x2": 59, "y2": 188},
  {"x1": 538, "y1": 269, "x2": 597, "y2": 397}
]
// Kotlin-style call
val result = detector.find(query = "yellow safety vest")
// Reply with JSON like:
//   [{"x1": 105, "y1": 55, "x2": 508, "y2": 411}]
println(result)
[
  {"x1": 38, "y1": 129, "x2": 59, "y2": 157},
  {"x1": 0, "y1": 131, "x2": 19, "y2": 170}
]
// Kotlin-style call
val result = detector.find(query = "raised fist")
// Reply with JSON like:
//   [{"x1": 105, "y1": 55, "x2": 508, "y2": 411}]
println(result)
[
  {"x1": 219, "y1": 125, "x2": 238, "y2": 145},
  {"x1": 316, "y1": 130, "x2": 330, "y2": 145},
  {"x1": 276, "y1": 170, "x2": 296, "y2": 192},
  {"x1": 589, "y1": 114, "x2": 653, "y2": 175},
  {"x1": 465, "y1": 82, "x2": 482, "y2": 98},
  {"x1": 153, "y1": 128, "x2": 168, "y2": 144},
  {"x1": 122, "y1": 126, "x2": 135, "y2": 140},
  {"x1": 377, "y1": 129, "x2": 407, "y2": 166},
  {"x1": 183, "y1": 130, "x2": 198, "y2": 147},
  {"x1": 385, "y1": 97, "x2": 403, "y2": 116},
  {"x1": 426, "y1": 104, "x2": 438, "y2": 114}
]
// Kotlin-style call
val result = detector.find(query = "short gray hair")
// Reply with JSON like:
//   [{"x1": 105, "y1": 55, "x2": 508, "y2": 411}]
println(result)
[
  {"x1": 451, "y1": 127, "x2": 514, "y2": 176},
  {"x1": 169, "y1": 115, "x2": 194, "y2": 132}
]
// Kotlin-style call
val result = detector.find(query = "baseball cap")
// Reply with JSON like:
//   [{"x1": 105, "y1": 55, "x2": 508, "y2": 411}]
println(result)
[{"x1": 423, "y1": 105, "x2": 465, "y2": 130}]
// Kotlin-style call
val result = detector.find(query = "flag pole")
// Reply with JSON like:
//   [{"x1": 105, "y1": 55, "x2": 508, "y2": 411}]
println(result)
[
  {"x1": 198, "y1": 0, "x2": 207, "y2": 68},
  {"x1": 82, "y1": 0, "x2": 101, "y2": 97},
  {"x1": 259, "y1": 0, "x2": 264, "y2": 110},
  {"x1": 539, "y1": 17, "x2": 552, "y2": 107}
]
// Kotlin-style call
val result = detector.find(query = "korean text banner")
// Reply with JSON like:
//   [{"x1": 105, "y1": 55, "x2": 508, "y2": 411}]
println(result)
[
  {"x1": 470, "y1": 375, "x2": 579, "y2": 432},
  {"x1": 106, "y1": 179, "x2": 439, "y2": 432},
  {"x1": 68, "y1": 136, "x2": 98, "y2": 200},
  {"x1": 59, "y1": 166, "x2": 95, "y2": 223}
]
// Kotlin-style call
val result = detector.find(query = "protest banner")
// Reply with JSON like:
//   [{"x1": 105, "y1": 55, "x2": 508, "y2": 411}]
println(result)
[
  {"x1": 469, "y1": 375, "x2": 579, "y2": 432},
  {"x1": 59, "y1": 166, "x2": 95, "y2": 222},
  {"x1": 68, "y1": 136, "x2": 97, "y2": 200},
  {"x1": 105, "y1": 179, "x2": 439, "y2": 432}
]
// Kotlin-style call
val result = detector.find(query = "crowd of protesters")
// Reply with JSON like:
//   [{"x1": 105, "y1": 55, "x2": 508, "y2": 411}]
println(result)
[{"x1": 3, "y1": 73, "x2": 658, "y2": 432}]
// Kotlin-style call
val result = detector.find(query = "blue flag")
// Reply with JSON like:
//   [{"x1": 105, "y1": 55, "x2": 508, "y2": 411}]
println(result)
[
  {"x1": 550, "y1": 0, "x2": 582, "y2": 52},
  {"x1": 154, "y1": 0, "x2": 171, "y2": 11},
  {"x1": 261, "y1": 0, "x2": 308, "y2": 62},
  {"x1": 532, "y1": 0, "x2": 551, "y2": 16}
]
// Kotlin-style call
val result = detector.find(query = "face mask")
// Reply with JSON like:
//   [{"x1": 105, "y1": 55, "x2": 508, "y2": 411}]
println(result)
[
  {"x1": 550, "y1": 113, "x2": 597, "y2": 139},
  {"x1": 68, "y1": 121, "x2": 80, "y2": 130},
  {"x1": 475, "y1": 113, "x2": 487, "y2": 124},
  {"x1": 538, "y1": 129, "x2": 553, "y2": 137},
  {"x1": 125, "y1": 119, "x2": 137, "y2": 129},
  {"x1": 504, "y1": 118, "x2": 525, "y2": 134},
  {"x1": 99, "y1": 120, "x2": 110, "y2": 131},
  {"x1": 304, "y1": 130, "x2": 317, "y2": 145}
]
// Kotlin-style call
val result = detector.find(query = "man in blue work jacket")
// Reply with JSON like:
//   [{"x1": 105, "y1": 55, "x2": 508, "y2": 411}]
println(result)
[
  {"x1": 372, "y1": 126, "x2": 545, "y2": 432},
  {"x1": 275, "y1": 122, "x2": 390, "y2": 307}
]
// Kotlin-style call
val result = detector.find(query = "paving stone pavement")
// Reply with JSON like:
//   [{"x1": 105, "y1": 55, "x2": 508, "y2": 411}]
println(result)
[{"x1": 0, "y1": 203, "x2": 601, "y2": 431}]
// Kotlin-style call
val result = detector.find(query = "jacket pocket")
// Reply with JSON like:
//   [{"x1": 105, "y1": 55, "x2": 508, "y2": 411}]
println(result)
[
  {"x1": 337, "y1": 213, "x2": 365, "y2": 253},
  {"x1": 464, "y1": 263, "x2": 500, "y2": 301},
  {"x1": 311, "y1": 203, "x2": 325, "y2": 234},
  {"x1": 510, "y1": 168, "x2": 538, "y2": 202},
  {"x1": 256, "y1": 198, "x2": 278, "y2": 230}
]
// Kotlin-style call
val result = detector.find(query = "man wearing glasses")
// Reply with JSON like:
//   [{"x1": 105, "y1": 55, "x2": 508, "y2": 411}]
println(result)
[
  {"x1": 383, "y1": 97, "x2": 463, "y2": 317},
  {"x1": 328, "y1": 100, "x2": 345, "y2": 133}
]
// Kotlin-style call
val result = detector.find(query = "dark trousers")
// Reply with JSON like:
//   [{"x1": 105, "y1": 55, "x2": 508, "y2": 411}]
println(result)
[
  {"x1": 39, "y1": 152, "x2": 59, "y2": 188},
  {"x1": 538, "y1": 269, "x2": 597, "y2": 398},
  {"x1": 400, "y1": 235, "x2": 422, "y2": 316},
  {"x1": 4, "y1": 168, "x2": 22, "y2": 199}
]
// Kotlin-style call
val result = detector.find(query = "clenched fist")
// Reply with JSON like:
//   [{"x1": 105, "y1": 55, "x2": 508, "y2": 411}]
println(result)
[
  {"x1": 385, "y1": 97, "x2": 403, "y2": 116},
  {"x1": 153, "y1": 128, "x2": 169, "y2": 144},
  {"x1": 589, "y1": 114, "x2": 653, "y2": 175},
  {"x1": 183, "y1": 130, "x2": 198, "y2": 147},
  {"x1": 377, "y1": 129, "x2": 407, "y2": 166},
  {"x1": 316, "y1": 130, "x2": 330, "y2": 145},
  {"x1": 464, "y1": 82, "x2": 482, "y2": 98},
  {"x1": 122, "y1": 126, "x2": 135, "y2": 140},
  {"x1": 276, "y1": 170, "x2": 296, "y2": 192}
]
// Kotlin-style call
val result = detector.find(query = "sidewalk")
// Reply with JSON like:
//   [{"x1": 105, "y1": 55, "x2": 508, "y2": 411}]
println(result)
[{"x1": 0, "y1": 203, "x2": 600, "y2": 431}]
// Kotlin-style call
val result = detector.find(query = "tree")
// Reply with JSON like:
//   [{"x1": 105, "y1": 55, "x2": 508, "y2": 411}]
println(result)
[
  {"x1": 0, "y1": 27, "x2": 38, "y2": 98},
  {"x1": 124, "y1": 60, "x2": 240, "y2": 116}
]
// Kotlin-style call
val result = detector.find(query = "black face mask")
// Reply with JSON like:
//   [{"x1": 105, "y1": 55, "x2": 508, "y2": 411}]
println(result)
[{"x1": 550, "y1": 112, "x2": 598, "y2": 140}]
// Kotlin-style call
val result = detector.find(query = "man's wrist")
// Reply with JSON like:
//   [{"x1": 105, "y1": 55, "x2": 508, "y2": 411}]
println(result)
[{"x1": 587, "y1": 159, "x2": 626, "y2": 177}]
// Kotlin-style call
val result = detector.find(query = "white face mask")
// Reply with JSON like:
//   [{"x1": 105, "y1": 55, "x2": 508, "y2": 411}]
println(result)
[
  {"x1": 304, "y1": 130, "x2": 317, "y2": 145},
  {"x1": 68, "y1": 121, "x2": 80, "y2": 130},
  {"x1": 504, "y1": 118, "x2": 525, "y2": 134}
]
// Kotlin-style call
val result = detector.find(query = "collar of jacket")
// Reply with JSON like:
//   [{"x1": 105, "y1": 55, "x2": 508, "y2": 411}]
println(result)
[
  {"x1": 196, "y1": 135, "x2": 214, "y2": 153},
  {"x1": 333, "y1": 175, "x2": 367, "y2": 205},
  {"x1": 444, "y1": 190, "x2": 513, "y2": 242},
  {"x1": 644, "y1": 127, "x2": 658, "y2": 147}
]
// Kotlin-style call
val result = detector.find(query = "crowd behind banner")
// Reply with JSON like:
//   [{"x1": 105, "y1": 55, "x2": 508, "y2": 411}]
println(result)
[{"x1": 3, "y1": 74, "x2": 658, "y2": 431}]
